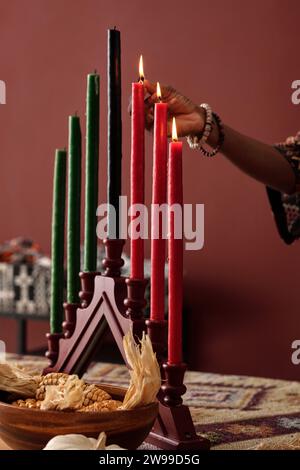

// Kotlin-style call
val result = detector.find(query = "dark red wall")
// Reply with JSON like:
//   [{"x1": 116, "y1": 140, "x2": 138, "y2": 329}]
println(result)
[{"x1": 1, "y1": 0, "x2": 300, "y2": 380}]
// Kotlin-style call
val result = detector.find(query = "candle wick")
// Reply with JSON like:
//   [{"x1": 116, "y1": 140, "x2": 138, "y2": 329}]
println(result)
[
  {"x1": 114, "y1": 25, "x2": 116, "y2": 30},
  {"x1": 138, "y1": 76, "x2": 144, "y2": 84}
]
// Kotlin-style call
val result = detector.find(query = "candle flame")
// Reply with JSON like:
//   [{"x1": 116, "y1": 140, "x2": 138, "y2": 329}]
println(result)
[
  {"x1": 139, "y1": 55, "x2": 144, "y2": 83},
  {"x1": 156, "y1": 82, "x2": 162, "y2": 101},
  {"x1": 172, "y1": 117, "x2": 178, "y2": 141}
]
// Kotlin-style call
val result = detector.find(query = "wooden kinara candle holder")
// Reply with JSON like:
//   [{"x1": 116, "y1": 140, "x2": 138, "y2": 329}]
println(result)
[{"x1": 44, "y1": 239, "x2": 210, "y2": 451}]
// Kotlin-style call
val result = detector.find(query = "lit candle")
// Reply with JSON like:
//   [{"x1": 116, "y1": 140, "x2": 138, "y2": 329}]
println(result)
[
  {"x1": 107, "y1": 28, "x2": 122, "y2": 239},
  {"x1": 67, "y1": 115, "x2": 82, "y2": 303},
  {"x1": 50, "y1": 149, "x2": 67, "y2": 333},
  {"x1": 150, "y1": 82, "x2": 168, "y2": 321},
  {"x1": 83, "y1": 73, "x2": 100, "y2": 272},
  {"x1": 168, "y1": 118, "x2": 183, "y2": 365},
  {"x1": 130, "y1": 55, "x2": 145, "y2": 279}
]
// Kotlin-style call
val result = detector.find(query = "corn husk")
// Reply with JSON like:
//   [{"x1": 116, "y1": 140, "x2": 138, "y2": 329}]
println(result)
[
  {"x1": 40, "y1": 375, "x2": 85, "y2": 411},
  {"x1": 0, "y1": 362, "x2": 41, "y2": 398},
  {"x1": 120, "y1": 330, "x2": 161, "y2": 410}
]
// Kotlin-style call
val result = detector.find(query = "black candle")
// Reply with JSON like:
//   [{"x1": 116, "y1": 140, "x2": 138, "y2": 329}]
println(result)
[{"x1": 107, "y1": 28, "x2": 122, "y2": 239}]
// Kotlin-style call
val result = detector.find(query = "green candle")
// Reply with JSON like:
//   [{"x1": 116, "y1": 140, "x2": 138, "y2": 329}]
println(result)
[
  {"x1": 50, "y1": 149, "x2": 67, "y2": 333},
  {"x1": 84, "y1": 74, "x2": 100, "y2": 272},
  {"x1": 67, "y1": 115, "x2": 82, "y2": 303}
]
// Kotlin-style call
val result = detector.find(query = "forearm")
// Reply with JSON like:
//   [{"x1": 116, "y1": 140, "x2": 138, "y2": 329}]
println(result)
[{"x1": 207, "y1": 122, "x2": 296, "y2": 194}]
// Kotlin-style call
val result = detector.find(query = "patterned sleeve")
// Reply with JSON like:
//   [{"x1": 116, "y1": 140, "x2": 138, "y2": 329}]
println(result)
[{"x1": 266, "y1": 131, "x2": 300, "y2": 244}]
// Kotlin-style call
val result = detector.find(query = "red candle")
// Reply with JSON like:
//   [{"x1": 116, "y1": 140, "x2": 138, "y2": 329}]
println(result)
[
  {"x1": 130, "y1": 55, "x2": 145, "y2": 279},
  {"x1": 151, "y1": 82, "x2": 168, "y2": 321},
  {"x1": 168, "y1": 118, "x2": 183, "y2": 365}
]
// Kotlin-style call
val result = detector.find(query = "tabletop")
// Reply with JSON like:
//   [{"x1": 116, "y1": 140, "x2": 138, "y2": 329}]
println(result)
[{"x1": 2, "y1": 354, "x2": 300, "y2": 450}]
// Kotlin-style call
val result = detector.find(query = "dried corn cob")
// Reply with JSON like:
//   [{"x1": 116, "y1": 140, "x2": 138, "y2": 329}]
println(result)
[
  {"x1": 36, "y1": 375, "x2": 111, "y2": 406},
  {"x1": 40, "y1": 373, "x2": 69, "y2": 386},
  {"x1": 82, "y1": 384, "x2": 111, "y2": 407},
  {"x1": 36, "y1": 373, "x2": 70, "y2": 400},
  {"x1": 12, "y1": 398, "x2": 41, "y2": 409},
  {"x1": 79, "y1": 399, "x2": 122, "y2": 412}
]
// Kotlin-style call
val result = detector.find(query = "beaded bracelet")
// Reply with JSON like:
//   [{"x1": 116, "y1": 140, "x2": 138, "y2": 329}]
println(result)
[
  {"x1": 199, "y1": 112, "x2": 225, "y2": 157},
  {"x1": 187, "y1": 103, "x2": 213, "y2": 149},
  {"x1": 187, "y1": 107, "x2": 224, "y2": 157}
]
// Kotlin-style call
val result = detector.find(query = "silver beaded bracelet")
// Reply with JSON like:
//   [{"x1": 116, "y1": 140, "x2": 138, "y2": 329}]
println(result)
[
  {"x1": 186, "y1": 103, "x2": 213, "y2": 150},
  {"x1": 187, "y1": 105, "x2": 225, "y2": 157}
]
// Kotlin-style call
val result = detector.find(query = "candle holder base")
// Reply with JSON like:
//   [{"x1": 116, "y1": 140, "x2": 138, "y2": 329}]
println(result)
[
  {"x1": 161, "y1": 362, "x2": 186, "y2": 406},
  {"x1": 147, "y1": 403, "x2": 210, "y2": 450},
  {"x1": 145, "y1": 361, "x2": 210, "y2": 449}
]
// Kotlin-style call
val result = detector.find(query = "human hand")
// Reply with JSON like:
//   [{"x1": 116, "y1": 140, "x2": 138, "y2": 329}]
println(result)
[{"x1": 143, "y1": 80, "x2": 205, "y2": 137}]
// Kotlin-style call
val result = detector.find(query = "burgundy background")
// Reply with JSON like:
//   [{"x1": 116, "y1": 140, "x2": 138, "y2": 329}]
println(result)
[{"x1": 0, "y1": 0, "x2": 300, "y2": 380}]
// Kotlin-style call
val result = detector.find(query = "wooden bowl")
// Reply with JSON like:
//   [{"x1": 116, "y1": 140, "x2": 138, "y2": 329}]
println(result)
[{"x1": 0, "y1": 384, "x2": 158, "y2": 450}]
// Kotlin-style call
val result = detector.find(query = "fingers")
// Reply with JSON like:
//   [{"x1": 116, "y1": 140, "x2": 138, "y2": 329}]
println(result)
[
  {"x1": 143, "y1": 79, "x2": 156, "y2": 95},
  {"x1": 144, "y1": 80, "x2": 158, "y2": 105},
  {"x1": 128, "y1": 79, "x2": 191, "y2": 137},
  {"x1": 144, "y1": 80, "x2": 176, "y2": 104},
  {"x1": 161, "y1": 84, "x2": 176, "y2": 100}
]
